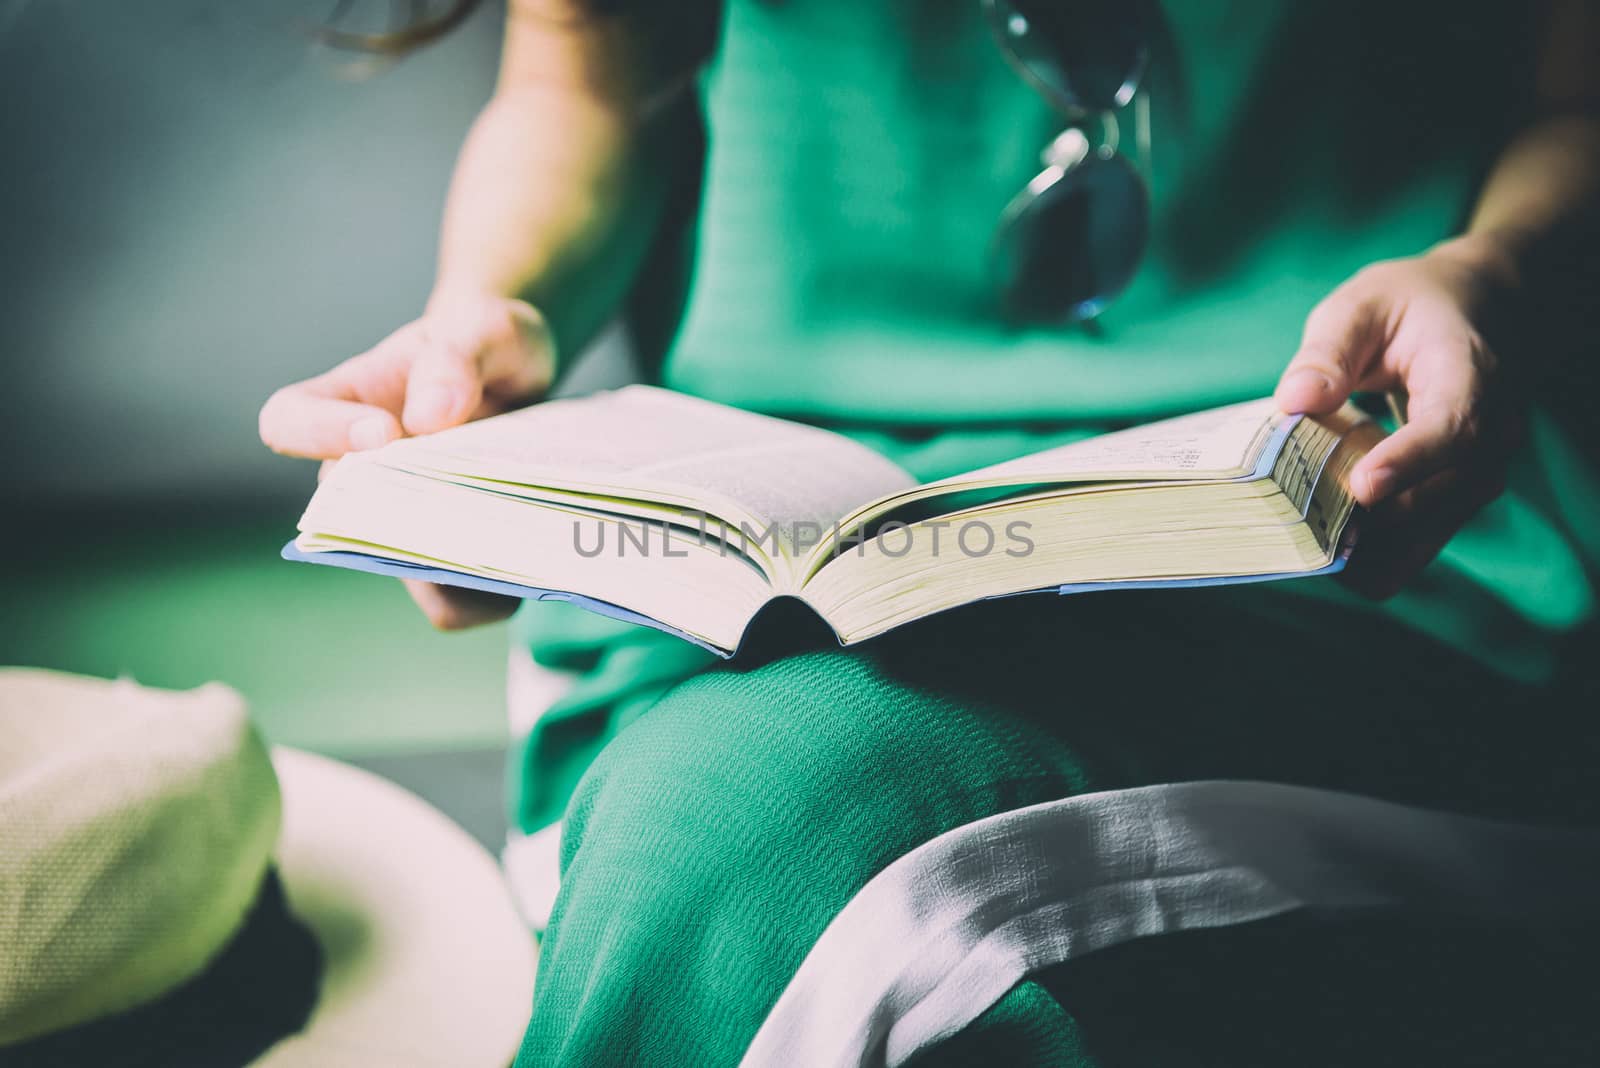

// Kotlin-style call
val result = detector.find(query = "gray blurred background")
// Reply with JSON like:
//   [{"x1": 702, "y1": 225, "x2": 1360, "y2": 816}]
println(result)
[
  {"x1": 1, "y1": 0, "x2": 501, "y2": 507},
  {"x1": 1, "y1": 1, "x2": 555, "y2": 767}
]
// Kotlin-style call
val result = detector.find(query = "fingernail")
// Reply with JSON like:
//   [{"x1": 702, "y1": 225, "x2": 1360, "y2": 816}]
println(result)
[
  {"x1": 350, "y1": 416, "x2": 396, "y2": 451},
  {"x1": 1361, "y1": 467, "x2": 1393, "y2": 501},
  {"x1": 1283, "y1": 368, "x2": 1333, "y2": 397}
]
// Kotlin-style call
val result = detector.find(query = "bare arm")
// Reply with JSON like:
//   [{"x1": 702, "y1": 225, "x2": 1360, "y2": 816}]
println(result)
[
  {"x1": 261, "y1": 1, "x2": 719, "y2": 628},
  {"x1": 430, "y1": 2, "x2": 718, "y2": 361},
  {"x1": 1465, "y1": 116, "x2": 1600, "y2": 265},
  {"x1": 1450, "y1": 0, "x2": 1600, "y2": 298}
]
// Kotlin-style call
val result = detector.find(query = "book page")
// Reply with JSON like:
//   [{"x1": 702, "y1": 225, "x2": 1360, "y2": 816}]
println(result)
[
  {"x1": 803, "y1": 406, "x2": 1376, "y2": 643},
  {"x1": 927, "y1": 398, "x2": 1283, "y2": 488},
  {"x1": 808, "y1": 398, "x2": 1287, "y2": 575},
  {"x1": 298, "y1": 458, "x2": 773, "y2": 653},
  {"x1": 379, "y1": 386, "x2": 917, "y2": 561}
]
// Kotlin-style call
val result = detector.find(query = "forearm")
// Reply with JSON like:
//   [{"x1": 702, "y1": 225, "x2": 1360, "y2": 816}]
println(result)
[
  {"x1": 1448, "y1": 114, "x2": 1600, "y2": 288},
  {"x1": 427, "y1": 84, "x2": 689, "y2": 366},
  {"x1": 1442, "y1": 0, "x2": 1600, "y2": 292},
  {"x1": 426, "y1": 1, "x2": 717, "y2": 368}
]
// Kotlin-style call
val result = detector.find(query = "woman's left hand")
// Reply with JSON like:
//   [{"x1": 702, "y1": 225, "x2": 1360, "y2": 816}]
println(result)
[{"x1": 1273, "y1": 236, "x2": 1527, "y2": 598}]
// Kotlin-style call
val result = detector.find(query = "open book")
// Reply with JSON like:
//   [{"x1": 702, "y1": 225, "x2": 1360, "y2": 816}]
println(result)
[{"x1": 286, "y1": 386, "x2": 1378, "y2": 657}]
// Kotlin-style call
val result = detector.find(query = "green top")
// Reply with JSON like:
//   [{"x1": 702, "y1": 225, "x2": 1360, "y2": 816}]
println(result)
[
  {"x1": 508, "y1": 3, "x2": 1598, "y2": 836},
  {"x1": 515, "y1": 1, "x2": 1595, "y2": 705},
  {"x1": 666, "y1": 1, "x2": 1528, "y2": 422},
  {"x1": 663, "y1": 0, "x2": 1597, "y2": 671}
]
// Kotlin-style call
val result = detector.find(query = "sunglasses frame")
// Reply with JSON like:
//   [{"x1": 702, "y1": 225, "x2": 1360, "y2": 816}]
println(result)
[
  {"x1": 981, "y1": 0, "x2": 1154, "y2": 321},
  {"x1": 979, "y1": 0, "x2": 1150, "y2": 116}
]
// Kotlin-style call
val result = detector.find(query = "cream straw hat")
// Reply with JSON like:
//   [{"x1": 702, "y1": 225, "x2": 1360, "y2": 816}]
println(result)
[{"x1": 0, "y1": 668, "x2": 536, "y2": 1066}]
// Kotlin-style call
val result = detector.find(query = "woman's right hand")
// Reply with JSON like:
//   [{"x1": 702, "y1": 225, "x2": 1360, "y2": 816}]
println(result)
[{"x1": 259, "y1": 293, "x2": 555, "y2": 629}]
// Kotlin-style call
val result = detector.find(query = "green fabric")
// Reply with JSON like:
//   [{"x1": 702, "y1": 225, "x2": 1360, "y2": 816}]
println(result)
[
  {"x1": 508, "y1": 0, "x2": 1597, "y2": 834},
  {"x1": 515, "y1": 590, "x2": 1600, "y2": 1066},
  {"x1": 662, "y1": 1, "x2": 1533, "y2": 423},
  {"x1": 507, "y1": 2, "x2": 1599, "y2": 1062}
]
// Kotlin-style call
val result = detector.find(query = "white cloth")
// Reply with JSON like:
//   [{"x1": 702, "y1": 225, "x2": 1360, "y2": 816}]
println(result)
[
  {"x1": 502, "y1": 646, "x2": 577, "y2": 931},
  {"x1": 502, "y1": 822, "x2": 565, "y2": 931},
  {"x1": 742, "y1": 780, "x2": 1600, "y2": 1068}
]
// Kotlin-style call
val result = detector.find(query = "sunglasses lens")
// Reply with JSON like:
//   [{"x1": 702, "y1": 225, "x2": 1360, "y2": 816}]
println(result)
[
  {"x1": 986, "y1": 0, "x2": 1148, "y2": 113},
  {"x1": 995, "y1": 153, "x2": 1148, "y2": 322}
]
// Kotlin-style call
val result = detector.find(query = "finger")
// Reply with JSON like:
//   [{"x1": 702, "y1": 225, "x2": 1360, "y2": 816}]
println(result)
[
  {"x1": 1346, "y1": 340, "x2": 1484, "y2": 507},
  {"x1": 402, "y1": 300, "x2": 553, "y2": 435},
  {"x1": 1341, "y1": 465, "x2": 1505, "y2": 599},
  {"x1": 403, "y1": 579, "x2": 520, "y2": 631},
  {"x1": 258, "y1": 324, "x2": 429, "y2": 459},
  {"x1": 1276, "y1": 286, "x2": 1390, "y2": 415},
  {"x1": 259, "y1": 383, "x2": 403, "y2": 460},
  {"x1": 317, "y1": 328, "x2": 426, "y2": 414}
]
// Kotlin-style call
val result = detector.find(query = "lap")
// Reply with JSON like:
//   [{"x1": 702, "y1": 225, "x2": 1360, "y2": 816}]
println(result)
[
  {"x1": 596, "y1": 584, "x2": 1595, "y2": 825},
  {"x1": 517, "y1": 586, "x2": 1599, "y2": 1065}
]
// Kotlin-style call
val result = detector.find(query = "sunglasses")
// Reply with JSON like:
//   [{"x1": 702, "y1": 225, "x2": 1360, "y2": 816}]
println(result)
[{"x1": 982, "y1": 0, "x2": 1154, "y2": 323}]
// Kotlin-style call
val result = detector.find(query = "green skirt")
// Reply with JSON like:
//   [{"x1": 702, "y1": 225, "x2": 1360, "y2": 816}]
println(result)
[
  {"x1": 510, "y1": 577, "x2": 1599, "y2": 1066},
  {"x1": 501, "y1": 402, "x2": 1598, "y2": 1065}
]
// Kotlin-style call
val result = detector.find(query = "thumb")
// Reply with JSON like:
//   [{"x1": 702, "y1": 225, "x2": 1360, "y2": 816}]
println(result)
[
  {"x1": 1276, "y1": 289, "x2": 1388, "y2": 415},
  {"x1": 402, "y1": 336, "x2": 487, "y2": 436},
  {"x1": 402, "y1": 299, "x2": 554, "y2": 435}
]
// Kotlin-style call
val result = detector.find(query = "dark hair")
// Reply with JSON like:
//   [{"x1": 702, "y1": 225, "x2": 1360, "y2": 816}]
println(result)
[{"x1": 314, "y1": 0, "x2": 484, "y2": 55}]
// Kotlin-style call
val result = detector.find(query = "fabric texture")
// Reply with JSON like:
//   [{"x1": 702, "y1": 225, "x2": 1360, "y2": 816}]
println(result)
[
  {"x1": 0, "y1": 670, "x2": 281, "y2": 1046},
  {"x1": 514, "y1": 590, "x2": 1600, "y2": 1066},
  {"x1": 7, "y1": 872, "x2": 322, "y2": 1068},
  {"x1": 743, "y1": 780, "x2": 1600, "y2": 1067},
  {"x1": 663, "y1": 0, "x2": 1536, "y2": 423}
]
